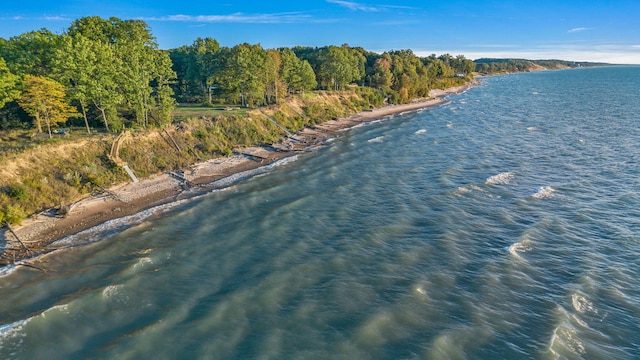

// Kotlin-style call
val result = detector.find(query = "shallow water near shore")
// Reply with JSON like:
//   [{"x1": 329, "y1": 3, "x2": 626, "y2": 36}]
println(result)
[{"x1": 2, "y1": 67, "x2": 640, "y2": 359}]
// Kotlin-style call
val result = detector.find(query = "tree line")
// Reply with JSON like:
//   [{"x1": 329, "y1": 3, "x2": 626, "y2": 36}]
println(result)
[
  {"x1": 474, "y1": 58, "x2": 606, "y2": 74},
  {"x1": 0, "y1": 16, "x2": 476, "y2": 134},
  {"x1": 0, "y1": 17, "x2": 176, "y2": 135}
]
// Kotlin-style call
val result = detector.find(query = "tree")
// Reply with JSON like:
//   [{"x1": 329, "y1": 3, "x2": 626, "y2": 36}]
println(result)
[
  {"x1": 0, "y1": 29, "x2": 60, "y2": 76},
  {"x1": 52, "y1": 34, "x2": 96, "y2": 133},
  {"x1": 0, "y1": 58, "x2": 20, "y2": 108},
  {"x1": 315, "y1": 45, "x2": 365, "y2": 90},
  {"x1": 64, "y1": 16, "x2": 176, "y2": 130},
  {"x1": 279, "y1": 48, "x2": 317, "y2": 94},
  {"x1": 369, "y1": 54, "x2": 393, "y2": 90},
  {"x1": 18, "y1": 75, "x2": 78, "y2": 137},
  {"x1": 213, "y1": 43, "x2": 269, "y2": 107}
]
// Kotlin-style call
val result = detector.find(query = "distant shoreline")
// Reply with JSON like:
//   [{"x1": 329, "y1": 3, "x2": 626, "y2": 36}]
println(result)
[{"x1": 1, "y1": 82, "x2": 476, "y2": 266}]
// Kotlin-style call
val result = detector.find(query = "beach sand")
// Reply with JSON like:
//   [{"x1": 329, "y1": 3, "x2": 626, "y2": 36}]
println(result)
[{"x1": 1, "y1": 83, "x2": 474, "y2": 265}]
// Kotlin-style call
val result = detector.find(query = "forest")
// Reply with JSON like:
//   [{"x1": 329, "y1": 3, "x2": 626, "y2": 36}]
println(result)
[{"x1": 0, "y1": 16, "x2": 476, "y2": 135}]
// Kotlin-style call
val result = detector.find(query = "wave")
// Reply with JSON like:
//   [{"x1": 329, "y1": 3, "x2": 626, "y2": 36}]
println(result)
[
  {"x1": 414, "y1": 129, "x2": 427, "y2": 134},
  {"x1": 485, "y1": 172, "x2": 515, "y2": 185},
  {"x1": 571, "y1": 294, "x2": 598, "y2": 315},
  {"x1": 532, "y1": 186, "x2": 556, "y2": 199},
  {"x1": 0, "y1": 303, "x2": 69, "y2": 354},
  {"x1": 506, "y1": 239, "x2": 533, "y2": 259},
  {"x1": 51, "y1": 200, "x2": 189, "y2": 247},
  {"x1": 549, "y1": 323, "x2": 586, "y2": 358},
  {"x1": 367, "y1": 136, "x2": 384, "y2": 143},
  {"x1": 51, "y1": 155, "x2": 302, "y2": 249},
  {"x1": 0, "y1": 319, "x2": 28, "y2": 352},
  {"x1": 453, "y1": 184, "x2": 483, "y2": 196}
]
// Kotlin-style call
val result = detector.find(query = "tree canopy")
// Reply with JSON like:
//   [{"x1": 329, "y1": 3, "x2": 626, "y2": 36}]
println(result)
[{"x1": 0, "y1": 16, "x2": 481, "y2": 132}]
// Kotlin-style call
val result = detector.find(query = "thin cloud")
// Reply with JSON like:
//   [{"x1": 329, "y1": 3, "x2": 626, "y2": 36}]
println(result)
[
  {"x1": 568, "y1": 27, "x2": 590, "y2": 33},
  {"x1": 146, "y1": 12, "x2": 311, "y2": 24},
  {"x1": 3, "y1": 15, "x2": 69, "y2": 21},
  {"x1": 327, "y1": 0, "x2": 382, "y2": 12},
  {"x1": 43, "y1": 16, "x2": 70, "y2": 21}
]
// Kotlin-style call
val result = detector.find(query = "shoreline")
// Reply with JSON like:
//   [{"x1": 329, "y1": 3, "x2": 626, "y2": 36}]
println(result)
[{"x1": 1, "y1": 82, "x2": 475, "y2": 266}]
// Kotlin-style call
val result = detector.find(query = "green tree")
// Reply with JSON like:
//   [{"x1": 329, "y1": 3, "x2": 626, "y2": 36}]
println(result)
[
  {"x1": 279, "y1": 48, "x2": 317, "y2": 94},
  {"x1": 65, "y1": 16, "x2": 176, "y2": 129},
  {"x1": 316, "y1": 45, "x2": 365, "y2": 90},
  {"x1": 18, "y1": 75, "x2": 78, "y2": 137},
  {"x1": 52, "y1": 34, "x2": 98, "y2": 133},
  {"x1": 0, "y1": 58, "x2": 20, "y2": 108},
  {"x1": 169, "y1": 37, "x2": 221, "y2": 103},
  {"x1": 214, "y1": 43, "x2": 269, "y2": 107},
  {"x1": 0, "y1": 29, "x2": 60, "y2": 76},
  {"x1": 369, "y1": 54, "x2": 393, "y2": 90}
]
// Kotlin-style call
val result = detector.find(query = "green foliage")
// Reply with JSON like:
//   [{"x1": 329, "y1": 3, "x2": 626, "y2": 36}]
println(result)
[
  {"x1": 473, "y1": 58, "x2": 599, "y2": 74},
  {"x1": 0, "y1": 58, "x2": 20, "y2": 108},
  {"x1": 6, "y1": 183, "x2": 28, "y2": 200},
  {"x1": 1, "y1": 204, "x2": 26, "y2": 225}
]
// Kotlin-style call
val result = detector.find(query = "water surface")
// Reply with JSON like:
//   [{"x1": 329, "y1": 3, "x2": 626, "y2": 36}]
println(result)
[{"x1": 2, "y1": 66, "x2": 639, "y2": 359}]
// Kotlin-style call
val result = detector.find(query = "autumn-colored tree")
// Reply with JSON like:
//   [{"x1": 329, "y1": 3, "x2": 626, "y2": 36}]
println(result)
[{"x1": 18, "y1": 75, "x2": 78, "y2": 137}]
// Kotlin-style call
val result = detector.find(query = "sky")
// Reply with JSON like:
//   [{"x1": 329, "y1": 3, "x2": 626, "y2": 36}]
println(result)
[{"x1": 1, "y1": 0, "x2": 639, "y2": 64}]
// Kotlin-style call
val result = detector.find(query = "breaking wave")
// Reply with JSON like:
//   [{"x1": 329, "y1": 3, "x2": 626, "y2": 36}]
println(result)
[{"x1": 485, "y1": 172, "x2": 515, "y2": 185}]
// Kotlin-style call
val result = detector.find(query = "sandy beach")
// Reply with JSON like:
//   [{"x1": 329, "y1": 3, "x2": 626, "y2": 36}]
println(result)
[{"x1": 1, "y1": 83, "x2": 474, "y2": 266}]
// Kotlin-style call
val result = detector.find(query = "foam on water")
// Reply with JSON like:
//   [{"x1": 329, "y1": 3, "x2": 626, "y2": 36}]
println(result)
[
  {"x1": 532, "y1": 186, "x2": 556, "y2": 199},
  {"x1": 367, "y1": 136, "x2": 384, "y2": 143},
  {"x1": 0, "y1": 319, "x2": 28, "y2": 356},
  {"x1": 485, "y1": 171, "x2": 515, "y2": 185},
  {"x1": 414, "y1": 129, "x2": 427, "y2": 134},
  {"x1": 506, "y1": 239, "x2": 533, "y2": 259},
  {"x1": 549, "y1": 323, "x2": 586, "y2": 357},
  {"x1": 51, "y1": 199, "x2": 190, "y2": 247},
  {"x1": 571, "y1": 294, "x2": 598, "y2": 315}
]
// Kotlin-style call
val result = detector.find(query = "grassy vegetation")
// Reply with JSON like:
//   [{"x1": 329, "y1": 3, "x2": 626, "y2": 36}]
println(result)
[{"x1": 0, "y1": 90, "x2": 382, "y2": 224}]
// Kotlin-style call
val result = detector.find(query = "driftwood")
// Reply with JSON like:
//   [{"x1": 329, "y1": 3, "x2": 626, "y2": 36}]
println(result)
[
  {"x1": 234, "y1": 150, "x2": 270, "y2": 161},
  {"x1": 4, "y1": 222, "x2": 32, "y2": 256},
  {"x1": 163, "y1": 128, "x2": 182, "y2": 152}
]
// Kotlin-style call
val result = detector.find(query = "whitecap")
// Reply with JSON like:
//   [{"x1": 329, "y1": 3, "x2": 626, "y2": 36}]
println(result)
[
  {"x1": 549, "y1": 325, "x2": 586, "y2": 357},
  {"x1": 0, "y1": 264, "x2": 17, "y2": 278},
  {"x1": 414, "y1": 129, "x2": 427, "y2": 135},
  {"x1": 485, "y1": 172, "x2": 515, "y2": 185},
  {"x1": 507, "y1": 239, "x2": 533, "y2": 258},
  {"x1": 367, "y1": 136, "x2": 384, "y2": 143},
  {"x1": 446, "y1": 123, "x2": 454, "y2": 128},
  {"x1": 527, "y1": 126, "x2": 539, "y2": 131},
  {"x1": 102, "y1": 284, "x2": 129, "y2": 304},
  {"x1": 133, "y1": 257, "x2": 153, "y2": 269},
  {"x1": 571, "y1": 294, "x2": 598, "y2": 315},
  {"x1": 454, "y1": 184, "x2": 483, "y2": 196},
  {"x1": 532, "y1": 186, "x2": 556, "y2": 199},
  {"x1": 0, "y1": 319, "x2": 29, "y2": 351}
]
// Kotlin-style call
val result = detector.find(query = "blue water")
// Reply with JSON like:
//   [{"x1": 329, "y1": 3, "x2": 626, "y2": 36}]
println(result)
[{"x1": 2, "y1": 67, "x2": 640, "y2": 359}]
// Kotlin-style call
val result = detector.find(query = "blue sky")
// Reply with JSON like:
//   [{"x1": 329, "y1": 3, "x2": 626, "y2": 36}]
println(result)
[{"x1": 1, "y1": 0, "x2": 639, "y2": 64}]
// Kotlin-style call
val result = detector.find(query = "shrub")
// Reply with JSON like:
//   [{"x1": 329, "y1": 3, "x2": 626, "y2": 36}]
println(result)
[
  {"x1": 2, "y1": 204, "x2": 26, "y2": 225},
  {"x1": 7, "y1": 183, "x2": 28, "y2": 200}
]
